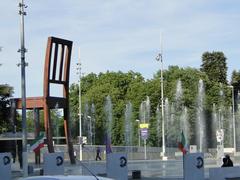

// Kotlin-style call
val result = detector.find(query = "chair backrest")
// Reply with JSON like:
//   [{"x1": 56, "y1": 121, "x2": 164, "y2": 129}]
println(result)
[{"x1": 43, "y1": 37, "x2": 73, "y2": 98}]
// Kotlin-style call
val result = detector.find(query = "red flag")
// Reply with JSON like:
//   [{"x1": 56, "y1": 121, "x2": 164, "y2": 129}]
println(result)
[{"x1": 178, "y1": 131, "x2": 188, "y2": 155}]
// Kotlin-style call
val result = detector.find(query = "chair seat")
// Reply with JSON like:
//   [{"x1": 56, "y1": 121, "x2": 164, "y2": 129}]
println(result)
[{"x1": 13, "y1": 96, "x2": 67, "y2": 109}]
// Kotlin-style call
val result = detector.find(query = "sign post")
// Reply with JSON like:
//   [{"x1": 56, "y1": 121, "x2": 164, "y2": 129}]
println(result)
[
  {"x1": 216, "y1": 129, "x2": 224, "y2": 165},
  {"x1": 140, "y1": 123, "x2": 149, "y2": 160}
]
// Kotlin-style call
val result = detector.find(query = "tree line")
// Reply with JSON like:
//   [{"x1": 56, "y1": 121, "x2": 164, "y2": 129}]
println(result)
[{"x1": 1, "y1": 51, "x2": 240, "y2": 149}]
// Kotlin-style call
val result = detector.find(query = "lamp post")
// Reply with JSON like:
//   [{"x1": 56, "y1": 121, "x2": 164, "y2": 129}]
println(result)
[
  {"x1": 156, "y1": 51, "x2": 167, "y2": 160},
  {"x1": 229, "y1": 85, "x2": 236, "y2": 155},
  {"x1": 18, "y1": 0, "x2": 28, "y2": 176},
  {"x1": 77, "y1": 48, "x2": 82, "y2": 161},
  {"x1": 136, "y1": 119, "x2": 140, "y2": 147}
]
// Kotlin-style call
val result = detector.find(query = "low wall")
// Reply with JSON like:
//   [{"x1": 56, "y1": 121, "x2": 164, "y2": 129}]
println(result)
[
  {"x1": 209, "y1": 166, "x2": 240, "y2": 180},
  {"x1": 24, "y1": 145, "x2": 180, "y2": 162},
  {"x1": 23, "y1": 144, "x2": 234, "y2": 163}
]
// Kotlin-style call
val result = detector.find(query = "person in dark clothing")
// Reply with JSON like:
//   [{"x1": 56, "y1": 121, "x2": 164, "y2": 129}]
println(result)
[
  {"x1": 221, "y1": 154, "x2": 233, "y2": 167},
  {"x1": 95, "y1": 147, "x2": 101, "y2": 161},
  {"x1": 225, "y1": 154, "x2": 233, "y2": 166},
  {"x1": 221, "y1": 157, "x2": 228, "y2": 167}
]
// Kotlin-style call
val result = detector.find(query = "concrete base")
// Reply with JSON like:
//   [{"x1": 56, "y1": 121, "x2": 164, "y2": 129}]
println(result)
[
  {"x1": 162, "y1": 156, "x2": 168, "y2": 161},
  {"x1": 160, "y1": 152, "x2": 168, "y2": 160}
]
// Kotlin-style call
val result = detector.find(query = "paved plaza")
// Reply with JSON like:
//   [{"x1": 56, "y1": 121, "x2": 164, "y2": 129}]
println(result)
[{"x1": 8, "y1": 145, "x2": 240, "y2": 179}]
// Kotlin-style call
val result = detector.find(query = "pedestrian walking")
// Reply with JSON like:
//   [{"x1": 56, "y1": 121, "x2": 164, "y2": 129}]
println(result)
[{"x1": 96, "y1": 147, "x2": 101, "y2": 161}]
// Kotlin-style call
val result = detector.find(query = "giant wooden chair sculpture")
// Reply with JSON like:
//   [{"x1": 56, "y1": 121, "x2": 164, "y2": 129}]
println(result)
[{"x1": 11, "y1": 37, "x2": 75, "y2": 164}]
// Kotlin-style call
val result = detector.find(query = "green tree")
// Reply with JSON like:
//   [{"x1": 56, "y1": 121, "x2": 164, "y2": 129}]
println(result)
[
  {"x1": 68, "y1": 64, "x2": 233, "y2": 148},
  {"x1": 0, "y1": 84, "x2": 14, "y2": 133},
  {"x1": 69, "y1": 71, "x2": 147, "y2": 145},
  {"x1": 26, "y1": 110, "x2": 63, "y2": 137},
  {"x1": 231, "y1": 70, "x2": 240, "y2": 94},
  {"x1": 151, "y1": 66, "x2": 207, "y2": 146},
  {"x1": 230, "y1": 70, "x2": 240, "y2": 114},
  {"x1": 201, "y1": 51, "x2": 228, "y2": 84}
]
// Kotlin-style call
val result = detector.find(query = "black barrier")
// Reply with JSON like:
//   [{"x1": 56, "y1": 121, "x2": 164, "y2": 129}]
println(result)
[{"x1": 132, "y1": 170, "x2": 141, "y2": 179}]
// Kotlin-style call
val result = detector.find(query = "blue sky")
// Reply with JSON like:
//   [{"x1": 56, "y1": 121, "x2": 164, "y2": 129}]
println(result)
[{"x1": 0, "y1": 0, "x2": 240, "y2": 97}]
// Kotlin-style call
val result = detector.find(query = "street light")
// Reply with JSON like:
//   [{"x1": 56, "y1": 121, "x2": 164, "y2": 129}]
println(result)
[
  {"x1": 18, "y1": 0, "x2": 28, "y2": 176},
  {"x1": 136, "y1": 119, "x2": 140, "y2": 147},
  {"x1": 156, "y1": 52, "x2": 167, "y2": 160},
  {"x1": 228, "y1": 85, "x2": 236, "y2": 155},
  {"x1": 77, "y1": 47, "x2": 82, "y2": 161}
]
